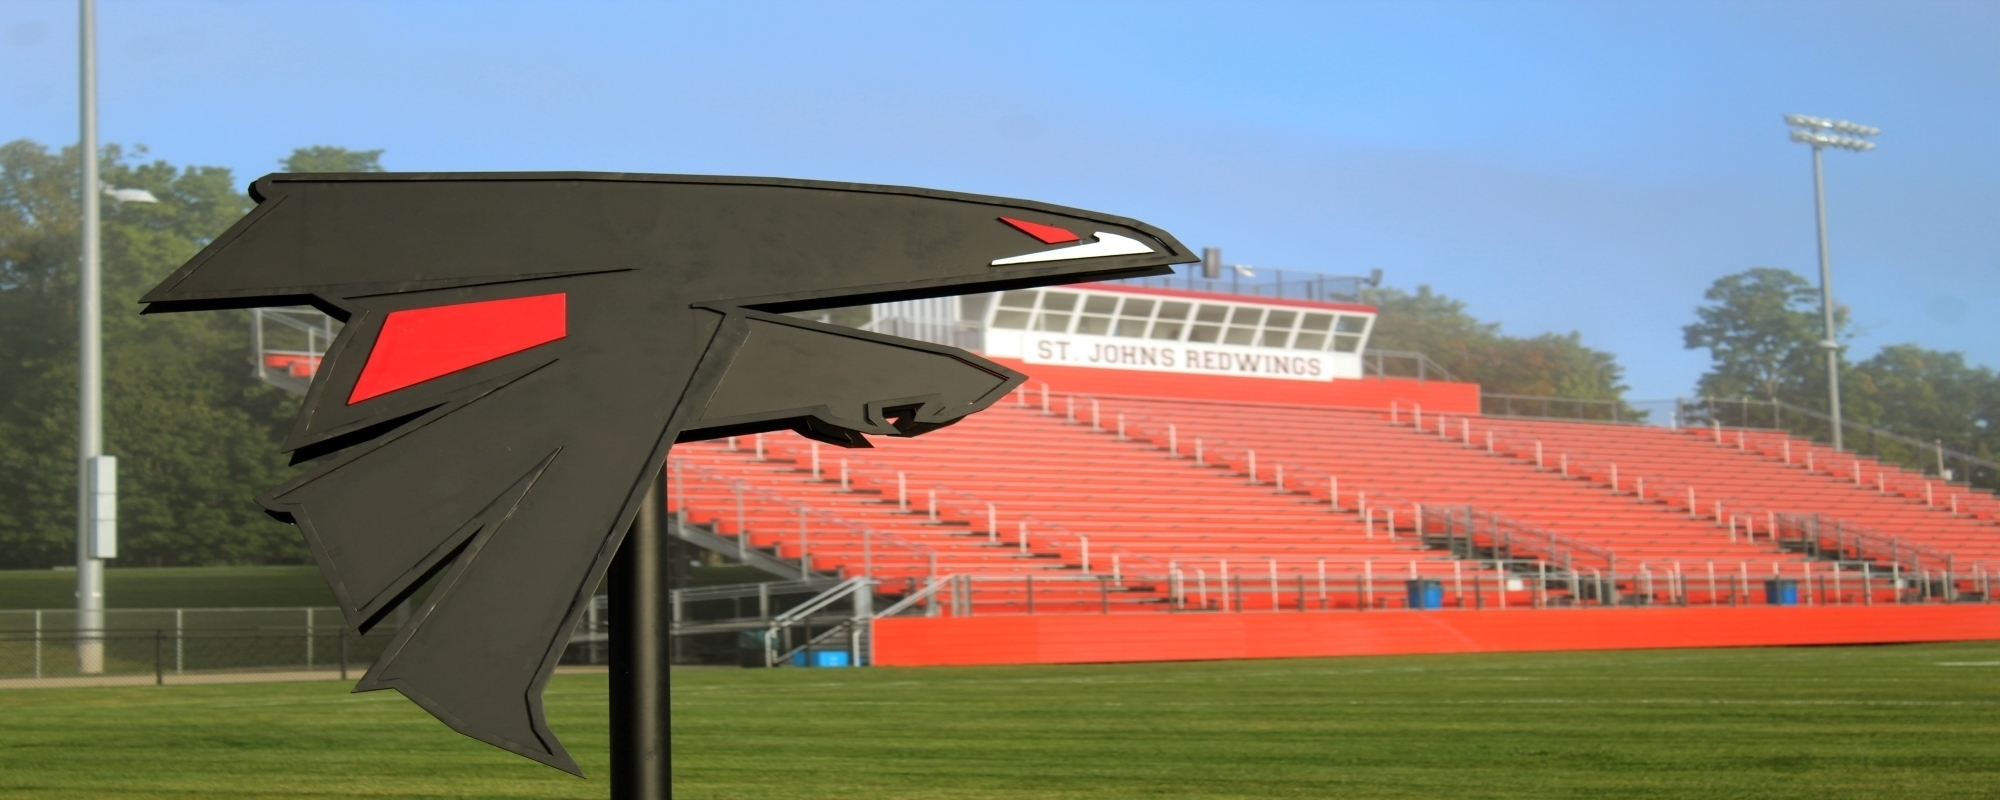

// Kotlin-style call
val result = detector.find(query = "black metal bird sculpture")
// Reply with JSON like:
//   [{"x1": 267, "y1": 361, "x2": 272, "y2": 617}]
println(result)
[{"x1": 139, "y1": 173, "x2": 1192, "y2": 774}]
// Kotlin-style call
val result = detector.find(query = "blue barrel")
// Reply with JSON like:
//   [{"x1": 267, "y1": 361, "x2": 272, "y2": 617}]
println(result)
[
  {"x1": 1764, "y1": 579, "x2": 1799, "y2": 606},
  {"x1": 1406, "y1": 579, "x2": 1444, "y2": 610},
  {"x1": 813, "y1": 650, "x2": 852, "y2": 668}
]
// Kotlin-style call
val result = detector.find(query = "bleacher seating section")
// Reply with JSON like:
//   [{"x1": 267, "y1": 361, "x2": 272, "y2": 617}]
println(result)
[{"x1": 670, "y1": 384, "x2": 2000, "y2": 612}]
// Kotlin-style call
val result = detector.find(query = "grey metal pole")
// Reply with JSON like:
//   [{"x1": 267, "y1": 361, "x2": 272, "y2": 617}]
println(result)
[
  {"x1": 610, "y1": 471, "x2": 667, "y2": 800},
  {"x1": 1810, "y1": 144, "x2": 1843, "y2": 451},
  {"x1": 75, "y1": 0, "x2": 109, "y2": 676}
]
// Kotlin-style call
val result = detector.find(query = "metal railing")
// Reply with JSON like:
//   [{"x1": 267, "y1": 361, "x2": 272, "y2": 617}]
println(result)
[
  {"x1": 670, "y1": 455, "x2": 939, "y2": 583},
  {"x1": 877, "y1": 559, "x2": 1994, "y2": 618},
  {"x1": 1361, "y1": 349, "x2": 1455, "y2": 383},
  {"x1": 1433, "y1": 413, "x2": 1994, "y2": 585},
  {"x1": 1481, "y1": 393, "x2": 1645, "y2": 424},
  {"x1": 1107, "y1": 264, "x2": 1374, "y2": 304},
  {"x1": 758, "y1": 577, "x2": 873, "y2": 668},
  {"x1": 1, "y1": 600, "x2": 613, "y2": 687},
  {"x1": 1683, "y1": 396, "x2": 2000, "y2": 489}
]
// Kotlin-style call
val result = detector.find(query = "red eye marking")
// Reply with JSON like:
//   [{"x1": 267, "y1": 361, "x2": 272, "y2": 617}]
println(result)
[
  {"x1": 998, "y1": 217, "x2": 1081, "y2": 244},
  {"x1": 348, "y1": 293, "x2": 567, "y2": 404}
]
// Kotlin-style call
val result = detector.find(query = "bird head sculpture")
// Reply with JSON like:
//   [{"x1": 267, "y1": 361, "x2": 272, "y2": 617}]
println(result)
[{"x1": 140, "y1": 173, "x2": 1192, "y2": 773}]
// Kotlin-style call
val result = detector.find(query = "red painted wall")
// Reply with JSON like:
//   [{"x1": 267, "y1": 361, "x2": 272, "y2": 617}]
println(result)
[
  {"x1": 873, "y1": 605, "x2": 2000, "y2": 667},
  {"x1": 988, "y1": 357, "x2": 1481, "y2": 414}
]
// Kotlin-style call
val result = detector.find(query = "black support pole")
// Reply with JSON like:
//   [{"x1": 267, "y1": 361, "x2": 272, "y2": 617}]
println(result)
[{"x1": 611, "y1": 473, "x2": 667, "y2": 799}]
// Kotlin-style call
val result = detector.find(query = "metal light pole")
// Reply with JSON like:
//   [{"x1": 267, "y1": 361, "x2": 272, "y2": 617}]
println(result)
[
  {"x1": 75, "y1": 0, "x2": 116, "y2": 675},
  {"x1": 1784, "y1": 113, "x2": 1877, "y2": 452}
]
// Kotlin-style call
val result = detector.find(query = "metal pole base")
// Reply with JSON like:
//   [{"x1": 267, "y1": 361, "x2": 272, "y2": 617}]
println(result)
[{"x1": 610, "y1": 474, "x2": 667, "y2": 799}]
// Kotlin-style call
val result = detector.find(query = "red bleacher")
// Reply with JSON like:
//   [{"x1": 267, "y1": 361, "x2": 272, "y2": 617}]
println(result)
[{"x1": 670, "y1": 384, "x2": 2000, "y2": 613}]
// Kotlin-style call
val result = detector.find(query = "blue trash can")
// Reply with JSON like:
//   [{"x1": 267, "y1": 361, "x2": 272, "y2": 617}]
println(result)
[
  {"x1": 1764, "y1": 579, "x2": 1799, "y2": 606},
  {"x1": 813, "y1": 650, "x2": 851, "y2": 668},
  {"x1": 789, "y1": 649, "x2": 853, "y2": 667},
  {"x1": 1406, "y1": 579, "x2": 1444, "y2": 610}
]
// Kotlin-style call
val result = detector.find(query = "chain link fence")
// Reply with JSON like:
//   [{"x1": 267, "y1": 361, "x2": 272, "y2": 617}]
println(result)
[{"x1": 0, "y1": 599, "x2": 608, "y2": 689}]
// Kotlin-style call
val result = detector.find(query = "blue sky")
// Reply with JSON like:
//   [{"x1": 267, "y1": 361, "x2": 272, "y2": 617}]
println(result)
[{"x1": 4, "y1": 0, "x2": 1995, "y2": 399}]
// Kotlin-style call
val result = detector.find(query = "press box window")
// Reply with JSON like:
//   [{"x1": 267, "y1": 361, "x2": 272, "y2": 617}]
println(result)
[
  {"x1": 1114, "y1": 298, "x2": 1154, "y2": 337},
  {"x1": 1036, "y1": 291, "x2": 1078, "y2": 332},
  {"x1": 1188, "y1": 304, "x2": 1228, "y2": 343},
  {"x1": 1261, "y1": 310, "x2": 1297, "y2": 348},
  {"x1": 991, "y1": 290, "x2": 1038, "y2": 329},
  {"x1": 1152, "y1": 302, "x2": 1191, "y2": 340},
  {"x1": 1075, "y1": 294, "x2": 1117, "y2": 335},
  {"x1": 1294, "y1": 313, "x2": 1332, "y2": 350},
  {"x1": 1331, "y1": 314, "x2": 1368, "y2": 352},
  {"x1": 1224, "y1": 307, "x2": 1262, "y2": 345}
]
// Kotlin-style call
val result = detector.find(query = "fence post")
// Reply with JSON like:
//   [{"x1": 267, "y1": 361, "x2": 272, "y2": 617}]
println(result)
[
  {"x1": 734, "y1": 482, "x2": 748, "y2": 560},
  {"x1": 174, "y1": 608, "x2": 183, "y2": 676},
  {"x1": 305, "y1": 607, "x2": 315, "y2": 670},
  {"x1": 33, "y1": 609, "x2": 43, "y2": 679},
  {"x1": 339, "y1": 628, "x2": 348, "y2": 680},
  {"x1": 798, "y1": 506, "x2": 810, "y2": 573},
  {"x1": 155, "y1": 630, "x2": 164, "y2": 686}
]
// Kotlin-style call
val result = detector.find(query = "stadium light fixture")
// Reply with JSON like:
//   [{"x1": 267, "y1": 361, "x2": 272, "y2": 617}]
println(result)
[
  {"x1": 1784, "y1": 113, "x2": 1878, "y2": 451},
  {"x1": 106, "y1": 186, "x2": 158, "y2": 203}
]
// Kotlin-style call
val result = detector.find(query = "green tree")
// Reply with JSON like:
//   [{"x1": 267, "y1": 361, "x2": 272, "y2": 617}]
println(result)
[
  {"x1": 280, "y1": 145, "x2": 384, "y2": 173},
  {"x1": 1361, "y1": 285, "x2": 1630, "y2": 401},
  {"x1": 0, "y1": 140, "x2": 305, "y2": 568},
  {"x1": 1682, "y1": 267, "x2": 1846, "y2": 405},
  {"x1": 1845, "y1": 345, "x2": 2000, "y2": 484}
]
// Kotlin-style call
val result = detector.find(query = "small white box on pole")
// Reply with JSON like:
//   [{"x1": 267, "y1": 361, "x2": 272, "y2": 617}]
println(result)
[{"x1": 86, "y1": 455, "x2": 117, "y2": 559}]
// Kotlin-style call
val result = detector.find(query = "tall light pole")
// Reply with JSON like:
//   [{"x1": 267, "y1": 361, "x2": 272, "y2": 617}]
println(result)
[
  {"x1": 76, "y1": 0, "x2": 115, "y2": 674},
  {"x1": 1784, "y1": 113, "x2": 1877, "y2": 452}
]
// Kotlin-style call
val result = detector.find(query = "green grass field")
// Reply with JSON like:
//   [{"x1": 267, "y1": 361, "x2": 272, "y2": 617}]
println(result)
[{"x1": 4, "y1": 642, "x2": 1999, "y2": 799}]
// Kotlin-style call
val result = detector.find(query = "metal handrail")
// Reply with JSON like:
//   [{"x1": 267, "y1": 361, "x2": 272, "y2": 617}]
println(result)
[
  {"x1": 1481, "y1": 393, "x2": 1636, "y2": 424},
  {"x1": 873, "y1": 577, "x2": 954, "y2": 619},
  {"x1": 669, "y1": 577, "x2": 844, "y2": 605},
  {"x1": 671, "y1": 457, "x2": 938, "y2": 580},
  {"x1": 1470, "y1": 417, "x2": 1971, "y2": 577},
  {"x1": 1362, "y1": 349, "x2": 1456, "y2": 383},
  {"x1": 1687, "y1": 396, "x2": 2000, "y2": 483}
]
